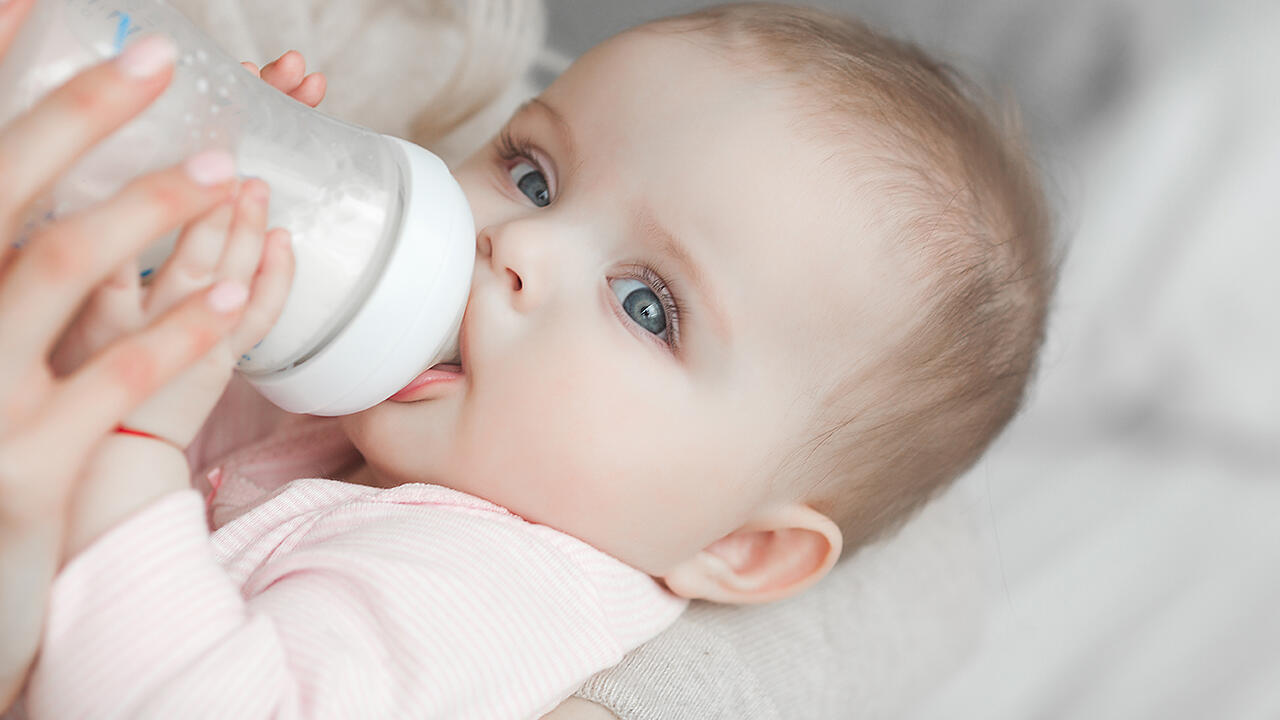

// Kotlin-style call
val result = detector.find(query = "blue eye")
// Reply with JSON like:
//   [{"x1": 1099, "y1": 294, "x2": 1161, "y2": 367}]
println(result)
[
  {"x1": 609, "y1": 277, "x2": 668, "y2": 341},
  {"x1": 509, "y1": 160, "x2": 550, "y2": 207}
]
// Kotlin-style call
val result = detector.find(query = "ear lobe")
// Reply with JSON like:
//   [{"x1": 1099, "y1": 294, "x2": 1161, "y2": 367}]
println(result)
[{"x1": 660, "y1": 505, "x2": 842, "y2": 604}]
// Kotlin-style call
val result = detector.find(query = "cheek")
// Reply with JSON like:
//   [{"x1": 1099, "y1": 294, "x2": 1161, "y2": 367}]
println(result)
[
  {"x1": 463, "y1": 346, "x2": 652, "y2": 474},
  {"x1": 457, "y1": 328, "x2": 685, "y2": 500},
  {"x1": 462, "y1": 354, "x2": 762, "y2": 566}
]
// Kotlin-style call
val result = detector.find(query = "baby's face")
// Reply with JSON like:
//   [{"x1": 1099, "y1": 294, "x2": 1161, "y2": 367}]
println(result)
[{"x1": 342, "y1": 30, "x2": 908, "y2": 575}]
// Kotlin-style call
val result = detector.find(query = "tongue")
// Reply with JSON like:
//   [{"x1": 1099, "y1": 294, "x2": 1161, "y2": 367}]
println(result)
[
  {"x1": 389, "y1": 364, "x2": 464, "y2": 400},
  {"x1": 416, "y1": 363, "x2": 463, "y2": 382}
]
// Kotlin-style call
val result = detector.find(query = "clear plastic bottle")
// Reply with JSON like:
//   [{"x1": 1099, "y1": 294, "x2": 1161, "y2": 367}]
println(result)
[{"x1": 0, "y1": 0, "x2": 475, "y2": 415}]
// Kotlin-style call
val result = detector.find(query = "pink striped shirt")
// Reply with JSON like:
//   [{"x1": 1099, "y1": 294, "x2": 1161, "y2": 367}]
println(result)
[{"x1": 16, "y1": 380, "x2": 687, "y2": 719}]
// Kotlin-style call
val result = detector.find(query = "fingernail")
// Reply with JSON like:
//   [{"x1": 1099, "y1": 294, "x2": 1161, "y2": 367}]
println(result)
[
  {"x1": 207, "y1": 281, "x2": 249, "y2": 312},
  {"x1": 184, "y1": 150, "x2": 236, "y2": 186},
  {"x1": 268, "y1": 229, "x2": 292, "y2": 255},
  {"x1": 117, "y1": 35, "x2": 177, "y2": 78},
  {"x1": 245, "y1": 181, "x2": 269, "y2": 206}
]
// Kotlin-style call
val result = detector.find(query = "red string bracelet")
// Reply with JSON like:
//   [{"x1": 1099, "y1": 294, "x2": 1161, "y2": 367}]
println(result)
[{"x1": 112, "y1": 424, "x2": 184, "y2": 452}]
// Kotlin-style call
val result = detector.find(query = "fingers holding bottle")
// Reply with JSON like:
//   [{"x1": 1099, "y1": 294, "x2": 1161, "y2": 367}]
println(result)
[
  {"x1": 228, "y1": 225, "x2": 294, "y2": 358},
  {"x1": 142, "y1": 177, "x2": 296, "y2": 359},
  {"x1": 0, "y1": 33, "x2": 182, "y2": 241},
  {"x1": 0, "y1": 153, "x2": 236, "y2": 386},
  {"x1": 41, "y1": 271, "x2": 252, "y2": 456},
  {"x1": 242, "y1": 50, "x2": 327, "y2": 108},
  {"x1": 140, "y1": 189, "x2": 239, "y2": 321}
]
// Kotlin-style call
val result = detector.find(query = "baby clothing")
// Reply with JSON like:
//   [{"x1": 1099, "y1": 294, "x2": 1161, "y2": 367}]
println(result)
[{"x1": 20, "y1": 381, "x2": 687, "y2": 719}]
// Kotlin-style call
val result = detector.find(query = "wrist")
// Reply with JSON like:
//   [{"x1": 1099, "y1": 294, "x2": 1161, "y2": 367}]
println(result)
[
  {"x1": 63, "y1": 432, "x2": 193, "y2": 560},
  {"x1": 113, "y1": 424, "x2": 187, "y2": 452}
]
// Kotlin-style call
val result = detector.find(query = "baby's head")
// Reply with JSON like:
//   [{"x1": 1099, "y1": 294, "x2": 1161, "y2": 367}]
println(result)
[{"x1": 342, "y1": 3, "x2": 1053, "y2": 602}]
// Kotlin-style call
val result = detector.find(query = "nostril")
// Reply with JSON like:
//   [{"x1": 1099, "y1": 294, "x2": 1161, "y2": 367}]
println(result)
[{"x1": 507, "y1": 269, "x2": 523, "y2": 291}]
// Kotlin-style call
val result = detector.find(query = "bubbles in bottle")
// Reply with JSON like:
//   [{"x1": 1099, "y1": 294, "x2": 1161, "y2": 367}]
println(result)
[{"x1": 195, "y1": 77, "x2": 209, "y2": 94}]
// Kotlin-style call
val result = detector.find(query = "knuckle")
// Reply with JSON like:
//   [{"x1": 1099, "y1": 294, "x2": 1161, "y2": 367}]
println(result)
[
  {"x1": 145, "y1": 182, "x2": 188, "y2": 222},
  {"x1": 107, "y1": 341, "x2": 159, "y2": 399},
  {"x1": 33, "y1": 230, "x2": 90, "y2": 281},
  {"x1": 63, "y1": 82, "x2": 105, "y2": 114},
  {"x1": 173, "y1": 263, "x2": 214, "y2": 287},
  {"x1": 186, "y1": 321, "x2": 221, "y2": 355}
]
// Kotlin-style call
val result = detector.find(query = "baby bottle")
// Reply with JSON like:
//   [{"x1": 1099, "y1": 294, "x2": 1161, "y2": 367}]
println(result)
[{"x1": 0, "y1": 0, "x2": 475, "y2": 416}]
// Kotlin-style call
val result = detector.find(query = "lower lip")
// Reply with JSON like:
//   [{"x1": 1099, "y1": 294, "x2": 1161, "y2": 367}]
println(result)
[{"x1": 388, "y1": 364, "x2": 465, "y2": 402}]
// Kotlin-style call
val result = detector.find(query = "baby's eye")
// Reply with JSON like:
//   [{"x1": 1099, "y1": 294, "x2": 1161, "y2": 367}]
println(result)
[
  {"x1": 609, "y1": 277, "x2": 668, "y2": 341},
  {"x1": 509, "y1": 161, "x2": 550, "y2": 208}
]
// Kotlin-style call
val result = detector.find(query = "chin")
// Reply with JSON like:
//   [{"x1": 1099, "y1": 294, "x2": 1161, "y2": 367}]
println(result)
[{"x1": 341, "y1": 399, "x2": 458, "y2": 480}]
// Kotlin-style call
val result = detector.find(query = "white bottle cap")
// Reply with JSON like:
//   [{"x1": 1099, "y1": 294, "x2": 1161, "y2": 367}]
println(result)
[{"x1": 245, "y1": 136, "x2": 475, "y2": 416}]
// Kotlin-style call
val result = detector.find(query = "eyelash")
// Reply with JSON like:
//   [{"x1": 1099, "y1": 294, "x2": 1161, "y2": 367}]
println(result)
[
  {"x1": 494, "y1": 126, "x2": 684, "y2": 351},
  {"x1": 496, "y1": 127, "x2": 543, "y2": 189},
  {"x1": 617, "y1": 264, "x2": 684, "y2": 350}
]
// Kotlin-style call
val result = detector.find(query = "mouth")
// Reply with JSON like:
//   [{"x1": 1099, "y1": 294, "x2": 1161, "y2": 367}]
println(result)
[
  {"x1": 387, "y1": 364, "x2": 464, "y2": 402},
  {"x1": 387, "y1": 325, "x2": 469, "y2": 403}
]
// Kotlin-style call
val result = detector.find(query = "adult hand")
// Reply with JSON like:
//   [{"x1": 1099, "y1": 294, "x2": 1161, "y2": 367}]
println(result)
[
  {"x1": 45, "y1": 48, "x2": 324, "y2": 563},
  {"x1": 0, "y1": 0, "x2": 249, "y2": 707}
]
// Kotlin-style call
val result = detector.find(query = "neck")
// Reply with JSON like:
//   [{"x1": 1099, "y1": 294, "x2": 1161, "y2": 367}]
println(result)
[{"x1": 337, "y1": 459, "x2": 377, "y2": 487}]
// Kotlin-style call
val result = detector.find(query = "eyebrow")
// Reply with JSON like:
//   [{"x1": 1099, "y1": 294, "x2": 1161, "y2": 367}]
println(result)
[
  {"x1": 635, "y1": 204, "x2": 733, "y2": 344},
  {"x1": 520, "y1": 98, "x2": 578, "y2": 170},
  {"x1": 522, "y1": 98, "x2": 732, "y2": 344}
]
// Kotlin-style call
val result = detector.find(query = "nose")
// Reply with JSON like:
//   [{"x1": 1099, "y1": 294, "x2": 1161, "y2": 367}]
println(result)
[{"x1": 477, "y1": 223, "x2": 550, "y2": 311}]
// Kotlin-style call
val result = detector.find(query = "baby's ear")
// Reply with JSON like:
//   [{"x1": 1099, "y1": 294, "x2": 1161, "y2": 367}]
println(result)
[{"x1": 660, "y1": 504, "x2": 842, "y2": 604}]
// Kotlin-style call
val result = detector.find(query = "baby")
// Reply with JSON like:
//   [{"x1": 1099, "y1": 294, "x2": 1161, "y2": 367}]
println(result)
[
  {"x1": 20, "y1": 3, "x2": 1052, "y2": 718},
  {"x1": 344, "y1": 1, "x2": 1052, "y2": 590}
]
